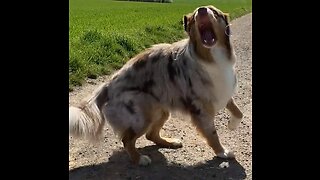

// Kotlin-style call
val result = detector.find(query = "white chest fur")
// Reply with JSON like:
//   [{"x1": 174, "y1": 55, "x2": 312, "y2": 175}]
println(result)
[{"x1": 199, "y1": 47, "x2": 236, "y2": 111}]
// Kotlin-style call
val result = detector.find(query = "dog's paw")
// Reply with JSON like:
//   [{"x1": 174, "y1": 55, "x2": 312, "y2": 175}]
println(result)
[
  {"x1": 163, "y1": 137, "x2": 183, "y2": 148},
  {"x1": 138, "y1": 155, "x2": 152, "y2": 166},
  {"x1": 216, "y1": 149, "x2": 235, "y2": 159},
  {"x1": 151, "y1": 137, "x2": 183, "y2": 149},
  {"x1": 171, "y1": 139, "x2": 183, "y2": 148},
  {"x1": 228, "y1": 116, "x2": 242, "y2": 130}
]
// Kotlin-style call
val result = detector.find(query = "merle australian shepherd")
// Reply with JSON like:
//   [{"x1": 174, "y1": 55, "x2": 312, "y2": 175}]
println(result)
[{"x1": 69, "y1": 5, "x2": 243, "y2": 166}]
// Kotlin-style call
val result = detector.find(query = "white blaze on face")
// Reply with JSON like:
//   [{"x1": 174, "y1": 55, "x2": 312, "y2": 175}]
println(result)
[
  {"x1": 194, "y1": 7, "x2": 217, "y2": 48},
  {"x1": 194, "y1": 7, "x2": 216, "y2": 21}
]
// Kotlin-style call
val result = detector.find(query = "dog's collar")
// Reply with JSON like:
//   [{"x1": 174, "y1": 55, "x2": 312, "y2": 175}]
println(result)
[{"x1": 172, "y1": 50, "x2": 180, "y2": 61}]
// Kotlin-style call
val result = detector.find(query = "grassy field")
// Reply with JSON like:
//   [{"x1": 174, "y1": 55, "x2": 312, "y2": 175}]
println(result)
[{"x1": 69, "y1": 0, "x2": 252, "y2": 90}]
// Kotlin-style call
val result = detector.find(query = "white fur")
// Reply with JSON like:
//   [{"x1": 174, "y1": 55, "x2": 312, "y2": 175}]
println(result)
[
  {"x1": 216, "y1": 149, "x2": 235, "y2": 159},
  {"x1": 69, "y1": 102, "x2": 104, "y2": 140},
  {"x1": 199, "y1": 46, "x2": 236, "y2": 112},
  {"x1": 171, "y1": 139, "x2": 182, "y2": 146},
  {"x1": 69, "y1": 106, "x2": 81, "y2": 134},
  {"x1": 194, "y1": 7, "x2": 215, "y2": 20}
]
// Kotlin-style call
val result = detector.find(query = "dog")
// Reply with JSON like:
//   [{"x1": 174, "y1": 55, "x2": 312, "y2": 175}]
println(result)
[{"x1": 69, "y1": 5, "x2": 243, "y2": 166}]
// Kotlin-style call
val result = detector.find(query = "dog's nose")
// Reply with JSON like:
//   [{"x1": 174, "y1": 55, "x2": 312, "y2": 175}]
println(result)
[{"x1": 198, "y1": 7, "x2": 208, "y2": 16}]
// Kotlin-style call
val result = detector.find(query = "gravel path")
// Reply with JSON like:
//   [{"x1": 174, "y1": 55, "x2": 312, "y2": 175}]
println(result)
[{"x1": 69, "y1": 13, "x2": 252, "y2": 180}]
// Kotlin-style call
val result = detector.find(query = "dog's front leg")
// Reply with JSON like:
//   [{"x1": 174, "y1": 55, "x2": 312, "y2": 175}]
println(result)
[
  {"x1": 191, "y1": 111, "x2": 235, "y2": 159},
  {"x1": 226, "y1": 97, "x2": 243, "y2": 130}
]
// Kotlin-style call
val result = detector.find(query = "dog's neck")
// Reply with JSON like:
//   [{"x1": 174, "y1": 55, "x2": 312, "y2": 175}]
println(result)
[{"x1": 194, "y1": 41, "x2": 214, "y2": 63}]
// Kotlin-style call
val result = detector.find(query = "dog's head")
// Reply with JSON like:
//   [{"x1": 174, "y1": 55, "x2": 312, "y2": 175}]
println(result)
[{"x1": 184, "y1": 5, "x2": 231, "y2": 49}]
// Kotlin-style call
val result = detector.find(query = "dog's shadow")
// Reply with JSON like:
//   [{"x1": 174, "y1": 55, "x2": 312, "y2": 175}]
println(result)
[{"x1": 69, "y1": 145, "x2": 247, "y2": 180}]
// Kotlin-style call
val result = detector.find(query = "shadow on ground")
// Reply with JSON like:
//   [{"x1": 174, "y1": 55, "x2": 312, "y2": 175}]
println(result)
[{"x1": 69, "y1": 145, "x2": 246, "y2": 180}]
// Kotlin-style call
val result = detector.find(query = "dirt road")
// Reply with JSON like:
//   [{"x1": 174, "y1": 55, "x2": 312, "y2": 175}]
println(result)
[{"x1": 69, "y1": 13, "x2": 252, "y2": 180}]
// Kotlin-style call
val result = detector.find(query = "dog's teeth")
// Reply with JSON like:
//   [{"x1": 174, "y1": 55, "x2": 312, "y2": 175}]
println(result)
[{"x1": 204, "y1": 40, "x2": 207, "y2": 43}]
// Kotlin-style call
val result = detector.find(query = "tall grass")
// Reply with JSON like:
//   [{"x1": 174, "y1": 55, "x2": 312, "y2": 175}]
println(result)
[{"x1": 69, "y1": 0, "x2": 252, "y2": 91}]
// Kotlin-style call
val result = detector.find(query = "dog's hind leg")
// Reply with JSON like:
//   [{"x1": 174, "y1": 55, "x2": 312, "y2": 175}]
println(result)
[
  {"x1": 145, "y1": 110, "x2": 182, "y2": 149},
  {"x1": 226, "y1": 97, "x2": 243, "y2": 130},
  {"x1": 122, "y1": 128, "x2": 152, "y2": 166},
  {"x1": 111, "y1": 93, "x2": 159, "y2": 166}
]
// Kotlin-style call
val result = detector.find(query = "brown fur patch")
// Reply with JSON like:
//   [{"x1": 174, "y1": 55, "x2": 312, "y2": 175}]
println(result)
[{"x1": 121, "y1": 128, "x2": 140, "y2": 164}]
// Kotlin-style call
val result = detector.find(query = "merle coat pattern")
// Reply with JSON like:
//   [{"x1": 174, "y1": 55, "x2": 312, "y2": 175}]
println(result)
[{"x1": 69, "y1": 5, "x2": 243, "y2": 166}]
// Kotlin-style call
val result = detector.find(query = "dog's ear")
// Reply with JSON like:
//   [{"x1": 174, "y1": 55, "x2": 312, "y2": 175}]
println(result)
[
  {"x1": 183, "y1": 15, "x2": 188, "y2": 31},
  {"x1": 223, "y1": 13, "x2": 230, "y2": 24},
  {"x1": 183, "y1": 13, "x2": 192, "y2": 32},
  {"x1": 223, "y1": 13, "x2": 231, "y2": 36}
]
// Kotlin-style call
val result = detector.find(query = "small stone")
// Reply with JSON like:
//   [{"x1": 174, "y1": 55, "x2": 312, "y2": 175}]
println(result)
[{"x1": 219, "y1": 162, "x2": 229, "y2": 168}]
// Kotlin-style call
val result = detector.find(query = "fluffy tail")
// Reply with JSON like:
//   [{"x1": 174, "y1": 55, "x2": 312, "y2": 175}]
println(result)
[{"x1": 69, "y1": 85, "x2": 107, "y2": 141}]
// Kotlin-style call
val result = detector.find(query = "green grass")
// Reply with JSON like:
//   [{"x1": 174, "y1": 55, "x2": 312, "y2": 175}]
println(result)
[{"x1": 69, "y1": 0, "x2": 252, "y2": 91}]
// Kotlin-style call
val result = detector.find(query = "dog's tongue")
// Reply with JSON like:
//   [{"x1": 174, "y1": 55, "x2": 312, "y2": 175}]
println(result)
[
  {"x1": 199, "y1": 16, "x2": 215, "y2": 46},
  {"x1": 202, "y1": 30, "x2": 215, "y2": 46}
]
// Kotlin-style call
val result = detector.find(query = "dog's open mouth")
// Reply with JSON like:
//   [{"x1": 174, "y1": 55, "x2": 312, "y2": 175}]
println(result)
[{"x1": 198, "y1": 15, "x2": 216, "y2": 48}]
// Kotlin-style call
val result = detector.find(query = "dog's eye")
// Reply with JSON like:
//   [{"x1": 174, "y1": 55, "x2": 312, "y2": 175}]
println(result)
[{"x1": 208, "y1": 8, "x2": 219, "y2": 17}]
